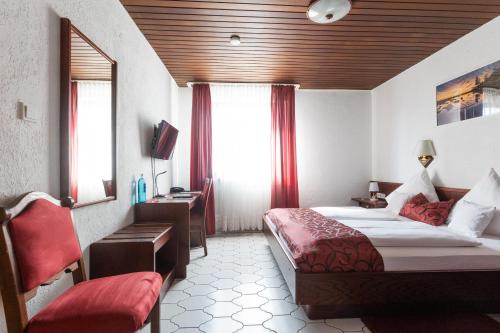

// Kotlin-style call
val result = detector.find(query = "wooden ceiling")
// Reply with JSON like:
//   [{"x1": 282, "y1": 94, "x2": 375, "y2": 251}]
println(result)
[
  {"x1": 121, "y1": 0, "x2": 500, "y2": 89},
  {"x1": 71, "y1": 29, "x2": 112, "y2": 81}
]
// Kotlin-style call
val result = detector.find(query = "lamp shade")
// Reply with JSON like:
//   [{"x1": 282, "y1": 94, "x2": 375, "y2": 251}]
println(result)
[
  {"x1": 417, "y1": 140, "x2": 436, "y2": 157},
  {"x1": 369, "y1": 181, "x2": 379, "y2": 193}
]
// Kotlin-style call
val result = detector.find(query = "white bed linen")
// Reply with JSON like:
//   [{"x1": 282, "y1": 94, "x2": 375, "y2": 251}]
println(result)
[
  {"x1": 312, "y1": 207, "x2": 481, "y2": 247},
  {"x1": 268, "y1": 207, "x2": 500, "y2": 271}
]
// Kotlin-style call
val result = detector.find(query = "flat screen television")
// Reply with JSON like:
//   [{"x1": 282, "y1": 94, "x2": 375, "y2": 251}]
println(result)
[{"x1": 151, "y1": 120, "x2": 178, "y2": 160}]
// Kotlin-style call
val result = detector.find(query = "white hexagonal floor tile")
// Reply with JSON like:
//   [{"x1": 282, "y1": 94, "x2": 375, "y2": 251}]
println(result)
[
  {"x1": 171, "y1": 310, "x2": 212, "y2": 328},
  {"x1": 199, "y1": 317, "x2": 243, "y2": 333},
  {"x1": 161, "y1": 303, "x2": 185, "y2": 319},
  {"x1": 256, "y1": 277, "x2": 285, "y2": 288},
  {"x1": 160, "y1": 320, "x2": 178, "y2": 333},
  {"x1": 236, "y1": 326, "x2": 274, "y2": 333},
  {"x1": 258, "y1": 287, "x2": 290, "y2": 300},
  {"x1": 256, "y1": 268, "x2": 281, "y2": 278},
  {"x1": 299, "y1": 323, "x2": 343, "y2": 333},
  {"x1": 233, "y1": 265, "x2": 260, "y2": 274},
  {"x1": 213, "y1": 270, "x2": 240, "y2": 279},
  {"x1": 189, "y1": 275, "x2": 218, "y2": 285},
  {"x1": 260, "y1": 299, "x2": 298, "y2": 315},
  {"x1": 170, "y1": 279, "x2": 195, "y2": 291},
  {"x1": 291, "y1": 308, "x2": 325, "y2": 323},
  {"x1": 233, "y1": 283, "x2": 265, "y2": 295},
  {"x1": 326, "y1": 318, "x2": 365, "y2": 332},
  {"x1": 238, "y1": 258, "x2": 257, "y2": 266},
  {"x1": 179, "y1": 296, "x2": 215, "y2": 310},
  {"x1": 234, "y1": 274, "x2": 262, "y2": 283},
  {"x1": 208, "y1": 289, "x2": 241, "y2": 302},
  {"x1": 263, "y1": 315, "x2": 306, "y2": 333},
  {"x1": 204, "y1": 301, "x2": 242, "y2": 317},
  {"x1": 176, "y1": 329, "x2": 204, "y2": 333},
  {"x1": 216, "y1": 262, "x2": 241, "y2": 270},
  {"x1": 232, "y1": 308, "x2": 273, "y2": 325},
  {"x1": 255, "y1": 261, "x2": 277, "y2": 269},
  {"x1": 192, "y1": 266, "x2": 219, "y2": 275},
  {"x1": 210, "y1": 278, "x2": 240, "y2": 290},
  {"x1": 185, "y1": 285, "x2": 218, "y2": 296},
  {"x1": 233, "y1": 295, "x2": 268, "y2": 308},
  {"x1": 163, "y1": 290, "x2": 190, "y2": 304}
]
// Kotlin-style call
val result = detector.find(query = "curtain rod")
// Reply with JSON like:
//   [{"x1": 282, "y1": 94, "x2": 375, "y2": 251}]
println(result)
[{"x1": 186, "y1": 82, "x2": 300, "y2": 89}]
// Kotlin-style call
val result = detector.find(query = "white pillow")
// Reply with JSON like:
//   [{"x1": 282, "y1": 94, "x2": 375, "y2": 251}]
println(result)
[
  {"x1": 385, "y1": 169, "x2": 439, "y2": 212},
  {"x1": 448, "y1": 200, "x2": 495, "y2": 238},
  {"x1": 386, "y1": 192, "x2": 413, "y2": 214},
  {"x1": 451, "y1": 168, "x2": 500, "y2": 235}
]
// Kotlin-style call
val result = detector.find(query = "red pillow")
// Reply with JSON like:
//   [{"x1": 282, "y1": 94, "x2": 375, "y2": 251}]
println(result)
[
  {"x1": 9, "y1": 199, "x2": 82, "y2": 291},
  {"x1": 406, "y1": 193, "x2": 429, "y2": 206},
  {"x1": 400, "y1": 195, "x2": 454, "y2": 226}
]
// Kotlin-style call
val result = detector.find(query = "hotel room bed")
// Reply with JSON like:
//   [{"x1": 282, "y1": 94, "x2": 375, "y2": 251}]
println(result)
[{"x1": 262, "y1": 184, "x2": 500, "y2": 319}]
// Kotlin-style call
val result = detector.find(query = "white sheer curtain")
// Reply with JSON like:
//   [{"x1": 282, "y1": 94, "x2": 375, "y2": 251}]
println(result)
[
  {"x1": 211, "y1": 84, "x2": 271, "y2": 232},
  {"x1": 77, "y1": 81, "x2": 112, "y2": 203}
]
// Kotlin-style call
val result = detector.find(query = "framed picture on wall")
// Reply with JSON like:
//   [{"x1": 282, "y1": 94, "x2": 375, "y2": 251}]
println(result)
[{"x1": 436, "y1": 59, "x2": 500, "y2": 126}]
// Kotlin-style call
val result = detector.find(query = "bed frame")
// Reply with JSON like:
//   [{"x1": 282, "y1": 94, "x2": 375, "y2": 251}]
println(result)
[{"x1": 263, "y1": 182, "x2": 500, "y2": 319}]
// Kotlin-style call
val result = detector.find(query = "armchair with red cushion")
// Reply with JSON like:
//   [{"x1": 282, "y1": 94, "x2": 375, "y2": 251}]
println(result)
[{"x1": 0, "y1": 192, "x2": 162, "y2": 333}]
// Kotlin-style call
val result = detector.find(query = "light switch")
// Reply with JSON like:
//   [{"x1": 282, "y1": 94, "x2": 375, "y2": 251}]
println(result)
[{"x1": 18, "y1": 101, "x2": 37, "y2": 123}]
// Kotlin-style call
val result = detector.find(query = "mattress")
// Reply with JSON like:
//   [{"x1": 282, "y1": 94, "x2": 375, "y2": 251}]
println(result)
[{"x1": 267, "y1": 207, "x2": 500, "y2": 272}]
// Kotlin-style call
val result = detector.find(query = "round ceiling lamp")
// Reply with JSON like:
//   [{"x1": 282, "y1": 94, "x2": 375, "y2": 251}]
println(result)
[
  {"x1": 307, "y1": 0, "x2": 352, "y2": 24},
  {"x1": 230, "y1": 35, "x2": 241, "y2": 46}
]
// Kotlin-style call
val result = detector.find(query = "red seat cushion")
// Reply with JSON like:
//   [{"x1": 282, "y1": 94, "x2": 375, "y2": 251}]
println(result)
[
  {"x1": 28, "y1": 272, "x2": 162, "y2": 333},
  {"x1": 9, "y1": 199, "x2": 82, "y2": 291}
]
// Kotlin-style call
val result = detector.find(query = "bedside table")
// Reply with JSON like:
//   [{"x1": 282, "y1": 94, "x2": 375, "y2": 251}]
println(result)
[{"x1": 352, "y1": 197, "x2": 388, "y2": 209}]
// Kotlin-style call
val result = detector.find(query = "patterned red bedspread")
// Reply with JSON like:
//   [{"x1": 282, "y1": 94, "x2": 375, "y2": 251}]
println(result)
[{"x1": 266, "y1": 208, "x2": 384, "y2": 273}]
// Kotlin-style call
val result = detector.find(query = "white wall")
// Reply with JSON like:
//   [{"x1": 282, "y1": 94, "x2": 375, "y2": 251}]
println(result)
[
  {"x1": 173, "y1": 88, "x2": 373, "y2": 207},
  {"x1": 296, "y1": 90, "x2": 372, "y2": 207},
  {"x1": 0, "y1": 0, "x2": 176, "y2": 331},
  {"x1": 372, "y1": 16, "x2": 500, "y2": 188},
  {"x1": 172, "y1": 88, "x2": 193, "y2": 190}
]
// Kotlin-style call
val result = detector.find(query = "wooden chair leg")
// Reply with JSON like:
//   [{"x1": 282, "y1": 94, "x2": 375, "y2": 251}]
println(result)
[
  {"x1": 201, "y1": 228, "x2": 207, "y2": 257},
  {"x1": 150, "y1": 299, "x2": 160, "y2": 333}
]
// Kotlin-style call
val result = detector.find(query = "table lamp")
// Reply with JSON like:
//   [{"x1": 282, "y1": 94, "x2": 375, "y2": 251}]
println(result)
[{"x1": 369, "y1": 182, "x2": 379, "y2": 201}]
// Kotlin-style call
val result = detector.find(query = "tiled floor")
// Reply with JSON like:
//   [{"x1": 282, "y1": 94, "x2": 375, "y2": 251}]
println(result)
[{"x1": 139, "y1": 233, "x2": 500, "y2": 333}]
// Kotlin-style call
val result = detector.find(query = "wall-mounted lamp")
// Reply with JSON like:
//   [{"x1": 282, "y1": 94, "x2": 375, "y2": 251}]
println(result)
[{"x1": 417, "y1": 140, "x2": 436, "y2": 168}]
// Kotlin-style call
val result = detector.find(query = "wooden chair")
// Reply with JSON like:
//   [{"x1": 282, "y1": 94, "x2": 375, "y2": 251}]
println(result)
[
  {"x1": 0, "y1": 192, "x2": 161, "y2": 333},
  {"x1": 190, "y1": 178, "x2": 213, "y2": 257}
]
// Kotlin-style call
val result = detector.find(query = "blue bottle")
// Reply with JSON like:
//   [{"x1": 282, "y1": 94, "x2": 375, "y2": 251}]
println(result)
[{"x1": 137, "y1": 174, "x2": 147, "y2": 203}]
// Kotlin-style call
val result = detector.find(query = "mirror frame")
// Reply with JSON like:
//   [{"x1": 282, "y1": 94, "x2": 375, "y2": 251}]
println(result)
[{"x1": 60, "y1": 18, "x2": 117, "y2": 208}]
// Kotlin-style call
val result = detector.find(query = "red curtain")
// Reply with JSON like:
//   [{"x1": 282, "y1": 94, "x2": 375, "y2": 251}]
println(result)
[
  {"x1": 190, "y1": 84, "x2": 215, "y2": 235},
  {"x1": 271, "y1": 85, "x2": 299, "y2": 208},
  {"x1": 70, "y1": 81, "x2": 78, "y2": 202}
]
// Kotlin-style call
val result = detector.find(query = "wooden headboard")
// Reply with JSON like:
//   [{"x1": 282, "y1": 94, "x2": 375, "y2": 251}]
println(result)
[{"x1": 376, "y1": 181, "x2": 470, "y2": 202}]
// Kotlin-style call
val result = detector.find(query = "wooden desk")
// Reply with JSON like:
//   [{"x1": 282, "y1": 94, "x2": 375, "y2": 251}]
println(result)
[
  {"x1": 90, "y1": 223, "x2": 177, "y2": 299},
  {"x1": 134, "y1": 193, "x2": 200, "y2": 278}
]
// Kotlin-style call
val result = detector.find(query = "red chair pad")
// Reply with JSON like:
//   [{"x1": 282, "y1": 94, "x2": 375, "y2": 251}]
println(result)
[
  {"x1": 9, "y1": 199, "x2": 82, "y2": 291},
  {"x1": 28, "y1": 272, "x2": 162, "y2": 333}
]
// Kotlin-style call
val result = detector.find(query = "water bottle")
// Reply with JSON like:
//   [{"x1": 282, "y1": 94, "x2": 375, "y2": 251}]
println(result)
[
  {"x1": 138, "y1": 174, "x2": 147, "y2": 203},
  {"x1": 131, "y1": 176, "x2": 137, "y2": 205}
]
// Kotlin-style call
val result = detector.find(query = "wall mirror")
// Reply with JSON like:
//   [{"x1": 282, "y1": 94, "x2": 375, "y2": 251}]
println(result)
[{"x1": 60, "y1": 18, "x2": 117, "y2": 208}]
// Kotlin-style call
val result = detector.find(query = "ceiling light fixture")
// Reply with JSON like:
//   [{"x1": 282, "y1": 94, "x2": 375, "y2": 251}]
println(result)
[
  {"x1": 307, "y1": 0, "x2": 352, "y2": 24},
  {"x1": 230, "y1": 35, "x2": 241, "y2": 46}
]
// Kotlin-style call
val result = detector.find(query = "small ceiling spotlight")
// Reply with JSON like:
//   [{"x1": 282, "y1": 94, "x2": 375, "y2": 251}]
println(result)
[
  {"x1": 230, "y1": 35, "x2": 241, "y2": 46},
  {"x1": 307, "y1": 0, "x2": 352, "y2": 24}
]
